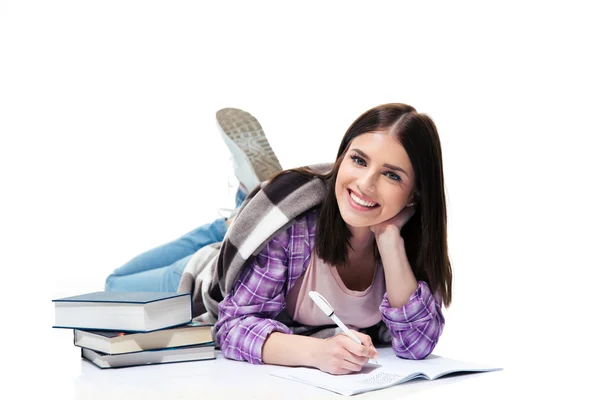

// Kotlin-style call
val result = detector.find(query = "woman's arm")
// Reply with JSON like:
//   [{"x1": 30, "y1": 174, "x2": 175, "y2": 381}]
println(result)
[
  {"x1": 375, "y1": 227, "x2": 418, "y2": 308},
  {"x1": 262, "y1": 332, "x2": 321, "y2": 366},
  {"x1": 263, "y1": 331, "x2": 377, "y2": 375},
  {"x1": 215, "y1": 226, "x2": 377, "y2": 373},
  {"x1": 214, "y1": 233, "x2": 293, "y2": 364},
  {"x1": 374, "y1": 223, "x2": 445, "y2": 360},
  {"x1": 378, "y1": 283, "x2": 445, "y2": 360}
]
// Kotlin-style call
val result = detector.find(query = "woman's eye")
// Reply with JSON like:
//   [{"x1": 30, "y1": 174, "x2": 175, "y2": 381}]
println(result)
[
  {"x1": 350, "y1": 155, "x2": 367, "y2": 166},
  {"x1": 385, "y1": 172, "x2": 401, "y2": 181}
]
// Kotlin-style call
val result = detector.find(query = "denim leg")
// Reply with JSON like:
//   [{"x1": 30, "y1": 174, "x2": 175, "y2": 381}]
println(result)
[
  {"x1": 105, "y1": 254, "x2": 193, "y2": 292},
  {"x1": 105, "y1": 218, "x2": 227, "y2": 291},
  {"x1": 178, "y1": 218, "x2": 228, "y2": 254}
]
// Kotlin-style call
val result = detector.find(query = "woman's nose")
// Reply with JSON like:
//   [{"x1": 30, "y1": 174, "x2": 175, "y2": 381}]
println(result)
[{"x1": 357, "y1": 171, "x2": 377, "y2": 193}]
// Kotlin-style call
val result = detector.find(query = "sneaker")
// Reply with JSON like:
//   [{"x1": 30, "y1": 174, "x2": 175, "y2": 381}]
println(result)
[{"x1": 216, "y1": 108, "x2": 283, "y2": 194}]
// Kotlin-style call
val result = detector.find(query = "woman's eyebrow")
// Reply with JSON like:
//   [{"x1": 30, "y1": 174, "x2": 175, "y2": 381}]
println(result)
[{"x1": 352, "y1": 148, "x2": 409, "y2": 176}]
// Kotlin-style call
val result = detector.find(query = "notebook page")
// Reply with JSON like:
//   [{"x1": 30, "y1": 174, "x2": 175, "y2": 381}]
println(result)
[
  {"x1": 398, "y1": 355, "x2": 502, "y2": 379},
  {"x1": 271, "y1": 363, "x2": 419, "y2": 396},
  {"x1": 270, "y1": 349, "x2": 502, "y2": 396}
]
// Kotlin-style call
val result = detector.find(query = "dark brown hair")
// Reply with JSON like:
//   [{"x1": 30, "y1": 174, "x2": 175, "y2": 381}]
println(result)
[{"x1": 271, "y1": 103, "x2": 452, "y2": 306}]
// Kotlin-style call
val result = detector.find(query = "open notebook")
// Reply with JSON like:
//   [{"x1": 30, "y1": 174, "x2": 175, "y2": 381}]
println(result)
[{"x1": 270, "y1": 347, "x2": 502, "y2": 396}]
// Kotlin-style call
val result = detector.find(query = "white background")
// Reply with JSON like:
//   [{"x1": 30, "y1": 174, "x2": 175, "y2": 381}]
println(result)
[{"x1": 1, "y1": 1, "x2": 599, "y2": 398}]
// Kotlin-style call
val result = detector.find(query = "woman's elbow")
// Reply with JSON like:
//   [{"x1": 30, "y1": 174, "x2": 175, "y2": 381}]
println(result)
[
  {"x1": 392, "y1": 337, "x2": 439, "y2": 360},
  {"x1": 214, "y1": 325, "x2": 244, "y2": 362},
  {"x1": 391, "y1": 325, "x2": 442, "y2": 360},
  {"x1": 392, "y1": 340, "x2": 438, "y2": 360},
  {"x1": 214, "y1": 319, "x2": 233, "y2": 352}
]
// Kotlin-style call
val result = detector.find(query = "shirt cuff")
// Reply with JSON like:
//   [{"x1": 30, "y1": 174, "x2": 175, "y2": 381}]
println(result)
[
  {"x1": 243, "y1": 318, "x2": 293, "y2": 364},
  {"x1": 379, "y1": 281, "x2": 436, "y2": 330}
]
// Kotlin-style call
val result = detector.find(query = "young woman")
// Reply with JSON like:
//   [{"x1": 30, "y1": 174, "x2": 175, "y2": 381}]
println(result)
[{"x1": 203, "y1": 103, "x2": 452, "y2": 375}]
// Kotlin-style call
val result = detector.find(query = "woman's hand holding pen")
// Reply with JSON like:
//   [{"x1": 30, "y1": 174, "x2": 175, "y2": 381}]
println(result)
[{"x1": 312, "y1": 330, "x2": 378, "y2": 375}]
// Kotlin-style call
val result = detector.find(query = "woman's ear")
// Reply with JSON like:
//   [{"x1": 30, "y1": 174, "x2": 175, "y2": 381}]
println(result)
[{"x1": 406, "y1": 191, "x2": 419, "y2": 207}]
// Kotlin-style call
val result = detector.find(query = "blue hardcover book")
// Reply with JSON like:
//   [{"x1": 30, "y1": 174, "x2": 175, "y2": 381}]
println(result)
[{"x1": 53, "y1": 291, "x2": 192, "y2": 333}]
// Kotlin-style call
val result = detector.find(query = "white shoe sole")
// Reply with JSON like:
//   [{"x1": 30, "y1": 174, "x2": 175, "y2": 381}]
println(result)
[{"x1": 216, "y1": 108, "x2": 282, "y2": 192}]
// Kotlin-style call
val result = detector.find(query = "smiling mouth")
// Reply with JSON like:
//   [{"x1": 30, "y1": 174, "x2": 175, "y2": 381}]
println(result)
[{"x1": 347, "y1": 189, "x2": 379, "y2": 209}]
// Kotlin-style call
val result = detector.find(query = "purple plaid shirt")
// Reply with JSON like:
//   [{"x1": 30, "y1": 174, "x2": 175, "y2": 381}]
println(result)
[{"x1": 215, "y1": 209, "x2": 445, "y2": 364}]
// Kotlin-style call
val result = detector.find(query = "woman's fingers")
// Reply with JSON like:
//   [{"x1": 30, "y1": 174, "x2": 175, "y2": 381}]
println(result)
[
  {"x1": 321, "y1": 333, "x2": 379, "y2": 375},
  {"x1": 351, "y1": 330, "x2": 378, "y2": 358},
  {"x1": 337, "y1": 336, "x2": 371, "y2": 365},
  {"x1": 352, "y1": 330, "x2": 374, "y2": 347}
]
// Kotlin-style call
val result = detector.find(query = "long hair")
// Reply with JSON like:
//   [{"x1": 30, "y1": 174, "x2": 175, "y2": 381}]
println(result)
[{"x1": 270, "y1": 103, "x2": 452, "y2": 306}]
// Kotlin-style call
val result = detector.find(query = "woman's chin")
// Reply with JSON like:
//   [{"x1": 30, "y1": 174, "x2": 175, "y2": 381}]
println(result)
[{"x1": 339, "y1": 209, "x2": 376, "y2": 229}]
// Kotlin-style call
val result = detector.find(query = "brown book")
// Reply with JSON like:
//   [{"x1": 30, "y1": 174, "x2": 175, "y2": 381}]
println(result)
[{"x1": 74, "y1": 321, "x2": 213, "y2": 355}]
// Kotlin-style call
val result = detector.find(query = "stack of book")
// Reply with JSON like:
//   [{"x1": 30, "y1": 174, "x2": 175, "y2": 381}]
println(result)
[{"x1": 52, "y1": 291, "x2": 215, "y2": 369}]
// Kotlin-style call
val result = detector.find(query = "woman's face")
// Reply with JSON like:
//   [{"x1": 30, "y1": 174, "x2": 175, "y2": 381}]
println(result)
[{"x1": 335, "y1": 132, "x2": 415, "y2": 230}]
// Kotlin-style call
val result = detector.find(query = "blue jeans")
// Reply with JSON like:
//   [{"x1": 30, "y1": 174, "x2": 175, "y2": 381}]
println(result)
[{"x1": 105, "y1": 188, "x2": 246, "y2": 292}]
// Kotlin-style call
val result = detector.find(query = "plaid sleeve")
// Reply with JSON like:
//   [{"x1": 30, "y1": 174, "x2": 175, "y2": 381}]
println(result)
[
  {"x1": 379, "y1": 281, "x2": 445, "y2": 360},
  {"x1": 214, "y1": 232, "x2": 293, "y2": 364}
]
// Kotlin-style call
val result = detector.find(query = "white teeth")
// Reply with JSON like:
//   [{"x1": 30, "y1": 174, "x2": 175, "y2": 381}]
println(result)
[{"x1": 349, "y1": 191, "x2": 377, "y2": 207}]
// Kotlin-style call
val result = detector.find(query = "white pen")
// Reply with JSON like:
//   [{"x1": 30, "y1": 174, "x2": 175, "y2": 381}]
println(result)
[{"x1": 308, "y1": 290, "x2": 378, "y2": 364}]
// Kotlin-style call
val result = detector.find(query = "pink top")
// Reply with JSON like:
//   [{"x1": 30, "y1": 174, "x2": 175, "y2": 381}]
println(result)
[{"x1": 285, "y1": 250, "x2": 385, "y2": 329}]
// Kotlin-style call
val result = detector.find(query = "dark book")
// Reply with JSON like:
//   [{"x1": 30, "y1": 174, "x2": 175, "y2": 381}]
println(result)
[
  {"x1": 53, "y1": 291, "x2": 192, "y2": 332},
  {"x1": 74, "y1": 321, "x2": 213, "y2": 355},
  {"x1": 81, "y1": 343, "x2": 216, "y2": 369}
]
